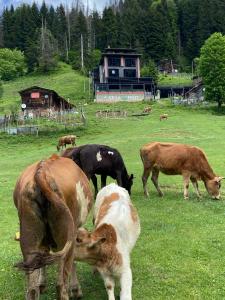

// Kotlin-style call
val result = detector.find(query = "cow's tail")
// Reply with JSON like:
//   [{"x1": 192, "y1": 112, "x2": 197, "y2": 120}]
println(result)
[{"x1": 16, "y1": 158, "x2": 75, "y2": 272}]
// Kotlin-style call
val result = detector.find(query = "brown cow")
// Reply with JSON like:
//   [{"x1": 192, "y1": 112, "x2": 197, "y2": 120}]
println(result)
[
  {"x1": 14, "y1": 155, "x2": 93, "y2": 300},
  {"x1": 159, "y1": 114, "x2": 168, "y2": 121},
  {"x1": 140, "y1": 142, "x2": 224, "y2": 199},
  {"x1": 143, "y1": 106, "x2": 152, "y2": 113},
  {"x1": 57, "y1": 135, "x2": 77, "y2": 151}
]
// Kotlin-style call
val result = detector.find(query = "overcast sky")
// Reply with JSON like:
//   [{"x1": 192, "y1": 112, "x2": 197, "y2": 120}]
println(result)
[{"x1": 0, "y1": 0, "x2": 108, "y2": 11}]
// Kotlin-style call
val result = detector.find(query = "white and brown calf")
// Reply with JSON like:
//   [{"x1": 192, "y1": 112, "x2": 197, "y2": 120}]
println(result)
[{"x1": 74, "y1": 183, "x2": 140, "y2": 300}]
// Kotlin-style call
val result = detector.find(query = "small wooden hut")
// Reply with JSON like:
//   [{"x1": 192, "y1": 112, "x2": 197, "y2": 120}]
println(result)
[{"x1": 19, "y1": 86, "x2": 74, "y2": 114}]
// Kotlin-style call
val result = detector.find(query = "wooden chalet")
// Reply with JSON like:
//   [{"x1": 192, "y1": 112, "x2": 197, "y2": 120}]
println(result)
[
  {"x1": 19, "y1": 86, "x2": 74, "y2": 113},
  {"x1": 93, "y1": 47, "x2": 155, "y2": 102}
]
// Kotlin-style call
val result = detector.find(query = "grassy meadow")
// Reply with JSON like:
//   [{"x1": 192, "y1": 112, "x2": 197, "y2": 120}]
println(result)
[
  {"x1": 0, "y1": 63, "x2": 90, "y2": 114},
  {"x1": 1, "y1": 100, "x2": 225, "y2": 299}
]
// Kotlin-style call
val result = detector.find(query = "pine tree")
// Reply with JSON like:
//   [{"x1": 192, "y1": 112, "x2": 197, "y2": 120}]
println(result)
[{"x1": 2, "y1": 6, "x2": 15, "y2": 49}]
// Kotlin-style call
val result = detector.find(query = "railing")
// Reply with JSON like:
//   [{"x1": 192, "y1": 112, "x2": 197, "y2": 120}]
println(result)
[
  {"x1": 96, "y1": 83, "x2": 146, "y2": 92},
  {"x1": 107, "y1": 76, "x2": 154, "y2": 84}
]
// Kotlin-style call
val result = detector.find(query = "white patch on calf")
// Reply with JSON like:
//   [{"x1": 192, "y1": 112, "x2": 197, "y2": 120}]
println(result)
[
  {"x1": 96, "y1": 151, "x2": 102, "y2": 162},
  {"x1": 76, "y1": 181, "x2": 89, "y2": 225},
  {"x1": 108, "y1": 151, "x2": 114, "y2": 155}
]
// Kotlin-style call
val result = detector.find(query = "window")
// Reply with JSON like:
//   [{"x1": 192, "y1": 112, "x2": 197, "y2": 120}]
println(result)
[
  {"x1": 109, "y1": 69, "x2": 119, "y2": 77},
  {"x1": 31, "y1": 92, "x2": 40, "y2": 99},
  {"x1": 125, "y1": 58, "x2": 136, "y2": 67},
  {"x1": 124, "y1": 69, "x2": 136, "y2": 78},
  {"x1": 108, "y1": 57, "x2": 121, "y2": 67}
]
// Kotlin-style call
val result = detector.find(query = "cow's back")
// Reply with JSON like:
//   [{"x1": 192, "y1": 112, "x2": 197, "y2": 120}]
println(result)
[
  {"x1": 140, "y1": 142, "x2": 210, "y2": 175},
  {"x1": 79, "y1": 144, "x2": 121, "y2": 174},
  {"x1": 14, "y1": 155, "x2": 93, "y2": 251}
]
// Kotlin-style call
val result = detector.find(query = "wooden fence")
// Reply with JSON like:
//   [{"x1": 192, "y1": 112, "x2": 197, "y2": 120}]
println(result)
[{"x1": 0, "y1": 108, "x2": 86, "y2": 135}]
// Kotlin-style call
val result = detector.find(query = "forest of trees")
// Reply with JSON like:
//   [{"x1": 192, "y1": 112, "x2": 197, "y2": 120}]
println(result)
[{"x1": 1, "y1": 0, "x2": 225, "y2": 74}]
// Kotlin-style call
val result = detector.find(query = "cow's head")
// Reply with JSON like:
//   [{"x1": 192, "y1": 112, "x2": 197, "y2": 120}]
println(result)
[
  {"x1": 205, "y1": 177, "x2": 224, "y2": 200},
  {"x1": 124, "y1": 174, "x2": 134, "y2": 195},
  {"x1": 74, "y1": 224, "x2": 116, "y2": 264}
]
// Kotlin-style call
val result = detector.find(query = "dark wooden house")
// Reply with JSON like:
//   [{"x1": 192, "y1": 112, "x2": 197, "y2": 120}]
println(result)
[
  {"x1": 19, "y1": 86, "x2": 74, "y2": 113},
  {"x1": 93, "y1": 48, "x2": 155, "y2": 102}
]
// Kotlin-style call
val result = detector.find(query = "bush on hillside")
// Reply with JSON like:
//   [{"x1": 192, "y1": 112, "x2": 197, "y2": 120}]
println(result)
[
  {"x1": 0, "y1": 48, "x2": 27, "y2": 80},
  {"x1": 141, "y1": 59, "x2": 159, "y2": 83}
]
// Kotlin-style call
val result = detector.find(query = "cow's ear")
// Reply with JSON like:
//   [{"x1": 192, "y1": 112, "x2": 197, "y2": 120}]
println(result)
[
  {"x1": 216, "y1": 176, "x2": 225, "y2": 183},
  {"x1": 88, "y1": 237, "x2": 106, "y2": 249}
]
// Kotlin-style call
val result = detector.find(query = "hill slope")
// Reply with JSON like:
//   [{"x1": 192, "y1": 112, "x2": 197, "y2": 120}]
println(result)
[{"x1": 0, "y1": 63, "x2": 90, "y2": 113}]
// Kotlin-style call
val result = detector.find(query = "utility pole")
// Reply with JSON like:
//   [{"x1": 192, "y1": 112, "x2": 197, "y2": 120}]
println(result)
[
  {"x1": 66, "y1": 4, "x2": 71, "y2": 51},
  {"x1": 81, "y1": 33, "x2": 84, "y2": 70},
  {"x1": 65, "y1": 33, "x2": 69, "y2": 62}
]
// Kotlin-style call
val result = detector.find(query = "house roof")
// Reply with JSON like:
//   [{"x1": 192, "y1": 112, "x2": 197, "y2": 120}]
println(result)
[
  {"x1": 19, "y1": 86, "x2": 59, "y2": 95},
  {"x1": 103, "y1": 48, "x2": 141, "y2": 55}
]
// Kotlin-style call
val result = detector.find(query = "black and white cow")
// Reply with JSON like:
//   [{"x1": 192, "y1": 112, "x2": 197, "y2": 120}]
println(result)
[{"x1": 62, "y1": 144, "x2": 134, "y2": 195}]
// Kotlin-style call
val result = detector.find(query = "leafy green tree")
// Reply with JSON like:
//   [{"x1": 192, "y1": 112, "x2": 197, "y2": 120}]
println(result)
[
  {"x1": 86, "y1": 49, "x2": 101, "y2": 72},
  {"x1": 68, "y1": 50, "x2": 82, "y2": 70},
  {"x1": 0, "y1": 48, "x2": 26, "y2": 80},
  {"x1": 0, "y1": 80, "x2": 3, "y2": 99},
  {"x1": 141, "y1": 59, "x2": 159, "y2": 83},
  {"x1": 199, "y1": 32, "x2": 225, "y2": 108}
]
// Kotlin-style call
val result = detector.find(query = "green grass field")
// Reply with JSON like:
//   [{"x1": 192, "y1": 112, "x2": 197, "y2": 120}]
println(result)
[{"x1": 1, "y1": 100, "x2": 225, "y2": 299}]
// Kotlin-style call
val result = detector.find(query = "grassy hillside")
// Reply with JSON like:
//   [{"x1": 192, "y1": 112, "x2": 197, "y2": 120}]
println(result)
[
  {"x1": 0, "y1": 63, "x2": 90, "y2": 113},
  {"x1": 1, "y1": 100, "x2": 225, "y2": 299},
  {"x1": 158, "y1": 73, "x2": 193, "y2": 87}
]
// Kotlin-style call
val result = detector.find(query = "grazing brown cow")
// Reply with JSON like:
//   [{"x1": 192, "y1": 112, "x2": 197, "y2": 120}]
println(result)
[
  {"x1": 14, "y1": 155, "x2": 93, "y2": 300},
  {"x1": 159, "y1": 114, "x2": 168, "y2": 121},
  {"x1": 140, "y1": 142, "x2": 224, "y2": 199},
  {"x1": 57, "y1": 135, "x2": 76, "y2": 151},
  {"x1": 143, "y1": 106, "x2": 152, "y2": 113}
]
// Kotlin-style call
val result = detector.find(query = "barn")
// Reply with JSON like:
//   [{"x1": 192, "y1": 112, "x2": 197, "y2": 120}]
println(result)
[{"x1": 19, "y1": 86, "x2": 74, "y2": 115}]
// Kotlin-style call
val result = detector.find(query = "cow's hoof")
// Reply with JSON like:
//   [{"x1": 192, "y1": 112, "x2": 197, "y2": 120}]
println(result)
[
  {"x1": 184, "y1": 196, "x2": 189, "y2": 200},
  {"x1": 70, "y1": 286, "x2": 83, "y2": 299},
  {"x1": 159, "y1": 192, "x2": 164, "y2": 197},
  {"x1": 39, "y1": 284, "x2": 47, "y2": 294}
]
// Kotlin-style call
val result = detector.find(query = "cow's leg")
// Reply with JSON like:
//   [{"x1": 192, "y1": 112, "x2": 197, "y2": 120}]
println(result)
[
  {"x1": 19, "y1": 206, "x2": 46, "y2": 300},
  {"x1": 142, "y1": 167, "x2": 152, "y2": 197},
  {"x1": 151, "y1": 167, "x2": 163, "y2": 197},
  {"x1": 116, "y1": 172, "x2": 123, "y2": 186},
  {"x1": 183, "y1": 174, "x2": 190, "y2": 199},
  {"x1": 190, "y1": 178, "x2": 201, "y2": 198},
  {"x1": 120, "y1": 267, "x2": 132, "y2": 300},
  {"x1": 57, "y1": 246, "x2": 74, "y2": 300},
  {"x1": 101, "y1": 273, "x2": 115, "y2": 300},
  {"x1": 26, "y1": 269, "x2": 42, "y2": 300},
  {"x1": 69, "y1": 263, "x2": 82, "y2": 299},
  {"x1": 101, "y1": 174, "x2": 107, "y2": 188},
  {"x1": 39, "y1": 267, "x2": 47, "y2": 294},
  {"x1": 91, "y1": 175, "x2": 98, "y2": 196}
]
